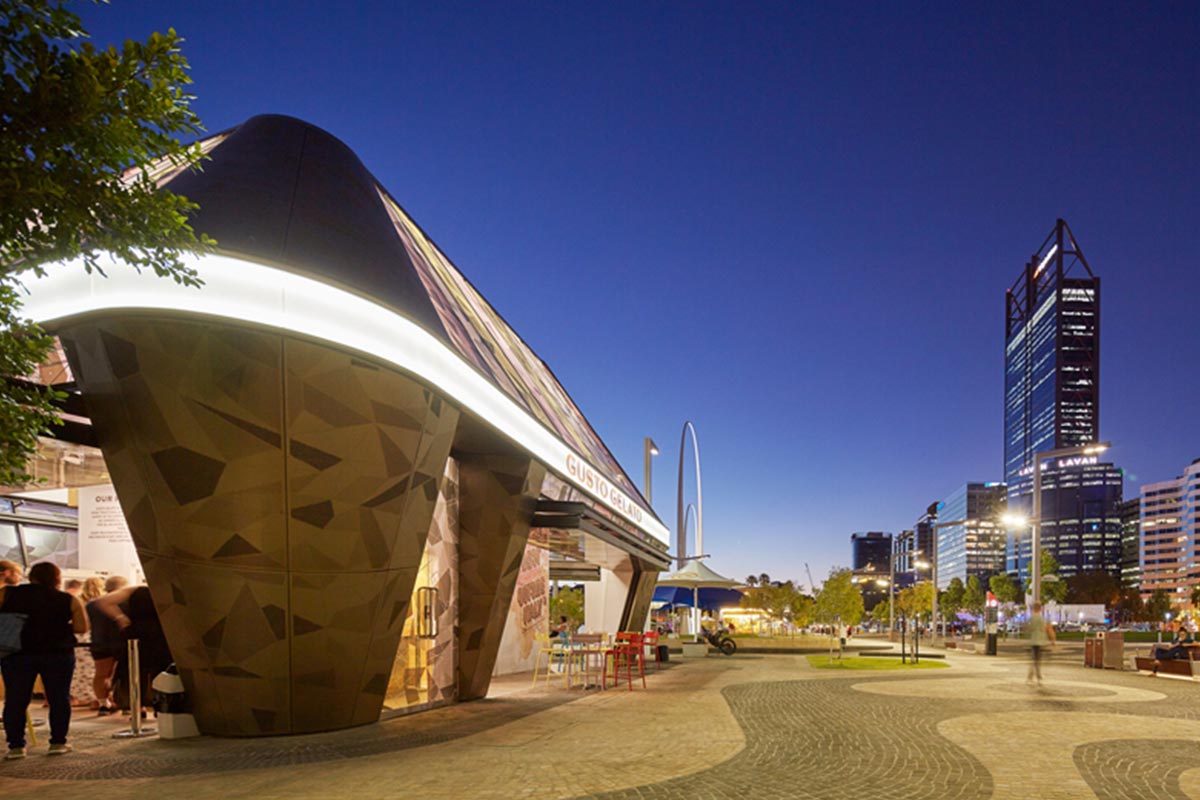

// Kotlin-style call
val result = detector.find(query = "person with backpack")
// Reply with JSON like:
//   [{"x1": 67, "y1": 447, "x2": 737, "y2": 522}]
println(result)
[{"x1": 0, "y1": 562, "x2": 88, "y2": 759}]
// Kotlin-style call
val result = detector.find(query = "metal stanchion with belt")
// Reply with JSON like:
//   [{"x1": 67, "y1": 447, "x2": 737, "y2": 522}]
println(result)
[{"x1": 113, "y1": 639, "x2": 155, "y2": 739}]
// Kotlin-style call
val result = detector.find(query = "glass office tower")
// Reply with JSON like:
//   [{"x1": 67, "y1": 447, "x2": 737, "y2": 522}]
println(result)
[
  {"x1": 1003, "y1": 219, "x2": 1100, "y2": 485},
  {"x1": 1004, "y1": 220, "x2": 1117, "y2": 585},
  {"x1": 935, "y1": 483, "x2": 1007, "y2": 589}
]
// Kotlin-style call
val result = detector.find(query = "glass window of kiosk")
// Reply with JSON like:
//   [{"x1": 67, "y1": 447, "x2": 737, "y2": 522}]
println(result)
[
  {"x1": 19, "y1": 524, "x2": 78, "y2": 570},
  {"x1": 0, "y1": 522, "x2": 22, "y2": 565}
]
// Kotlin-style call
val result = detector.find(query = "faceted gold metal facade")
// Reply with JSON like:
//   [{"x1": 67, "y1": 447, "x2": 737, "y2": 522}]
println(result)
[
  {"x1": 455, "y1": 455, "x2": 546, "y2": 701},
  {"x1": 59, "y1": 317, "x2": 459, "y2": 735}
]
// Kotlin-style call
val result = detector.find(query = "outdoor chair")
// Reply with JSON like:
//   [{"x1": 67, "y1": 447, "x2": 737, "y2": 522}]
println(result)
[
  {"x1": 641, "y1": 630, "x2": 662, "y2": 671},
  {"x1": 532, "y1": 632, "x2": 571, "y2": 688},
  {"x1": 605, "y1": 632, "x2": 646, "y2": 690}
]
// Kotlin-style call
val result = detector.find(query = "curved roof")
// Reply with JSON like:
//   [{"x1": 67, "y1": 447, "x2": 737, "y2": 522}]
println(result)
[{"x1": 157, "y1": 115, "x2": 656, "y2": 525}]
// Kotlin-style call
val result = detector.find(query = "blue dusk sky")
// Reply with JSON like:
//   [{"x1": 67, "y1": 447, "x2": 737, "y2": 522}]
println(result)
[{"x1": 78, "y1": 2, "x2": 1198, "y2": 588}]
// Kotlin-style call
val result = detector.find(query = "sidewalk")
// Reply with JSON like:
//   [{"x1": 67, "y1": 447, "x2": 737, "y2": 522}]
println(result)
[{"x1": 3, "y1": 649, "x2": 1199, "y2": 799}]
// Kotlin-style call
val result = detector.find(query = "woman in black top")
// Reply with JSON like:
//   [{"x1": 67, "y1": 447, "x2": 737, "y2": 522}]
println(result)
[{"x1": 0, "y1": 562, "x2": 88, "y2": 758}]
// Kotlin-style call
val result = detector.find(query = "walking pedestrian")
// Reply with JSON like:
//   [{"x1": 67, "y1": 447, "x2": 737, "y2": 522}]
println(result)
[{"x1": 1027, "y1": 602, "x2": 1055, "y2": 687}]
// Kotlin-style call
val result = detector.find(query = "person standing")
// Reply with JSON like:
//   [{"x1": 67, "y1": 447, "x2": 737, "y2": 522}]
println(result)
[
  {"x1": 0, "y1": 562, "x2": 88, "y2": 759},
  {"x1": 1027, "y1": 602, "x2": 1056, "y2": 687},
  {"x1": 0, "y1": 560, "x2": 22, "y2": 588},
  {"x1": 93, "y1": 584, "x2": 170, "y2": 715},
  {"x1": 85, "y1": 575, "x2": 128, "y2": 713}
]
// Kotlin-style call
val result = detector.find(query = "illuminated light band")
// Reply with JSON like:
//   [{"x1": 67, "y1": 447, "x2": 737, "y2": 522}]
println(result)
[
  {"x1": 1032, "y1": 243, "x2": 1058, "y2": 279},
  {"x1": 19, "y1": 253, "x2": 669, "y2": 544}
]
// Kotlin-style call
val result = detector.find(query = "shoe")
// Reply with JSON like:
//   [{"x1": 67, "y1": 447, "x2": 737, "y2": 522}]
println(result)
[
  {"x1": 47, "y1": 743, "x2": 71, "y2": 756},
  {"x1": 4, "y1": 747, "x2": 25, "y2": 760},
  {"x1": 97, "y1": 706, "x2": 115, "y2": 717}
]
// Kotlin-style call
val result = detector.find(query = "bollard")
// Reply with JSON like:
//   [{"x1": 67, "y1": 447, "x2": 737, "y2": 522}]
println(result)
[{"x1": 112, "y1": 639, "x2": 155, "y2": 739}]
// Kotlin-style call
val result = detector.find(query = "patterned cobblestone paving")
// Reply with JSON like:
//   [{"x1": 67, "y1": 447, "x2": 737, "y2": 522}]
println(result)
[
  {"x1": 582, "y1": 676, "x2": 991, "y2": 800},
  {"x1": 1075, "y1": 739, "x2": 1200, "y2": 800},
  {"x1": 4, "y1": 652, "x2": 1200, "y2": 799}
]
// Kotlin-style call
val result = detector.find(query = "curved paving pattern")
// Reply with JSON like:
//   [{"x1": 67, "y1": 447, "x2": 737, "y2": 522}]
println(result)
[
  {"x1": 584, "y1": 677, "x2": 993, "y2": 800},
  {"x1": 1075, "y1": 739, "x2": 1200, "y2": 800}
]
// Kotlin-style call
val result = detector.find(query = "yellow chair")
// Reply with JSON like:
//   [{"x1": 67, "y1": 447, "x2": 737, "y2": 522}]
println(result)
[{"x1": 531, "y1": 632, "x2": 571, "y2": 687}]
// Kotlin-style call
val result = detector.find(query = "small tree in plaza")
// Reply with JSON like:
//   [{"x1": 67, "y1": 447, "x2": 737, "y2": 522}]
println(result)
[
  {"x1": 939, "y1": 577, "x2": 965, "y2": 625},
  {"x1": 1024, "y1": 549, "x2": 1068, "y2": 605},
  {"x1": 963, "y1": 575, "x2": 986, "y2": 626},
  {"x1": 0, "y1": 0, "x2": 211, "y2": 485},
  {"x1": 898, "y1": 581, "x2": 935, "y2": 628},
  {"x1": 816, "y1": 567, "x2": 864, "y2": 636}
]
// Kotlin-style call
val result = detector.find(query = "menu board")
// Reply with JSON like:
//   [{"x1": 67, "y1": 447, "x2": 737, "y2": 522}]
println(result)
[{"x1": 77, "y1": 485, "x2": 144, "y2": 583}]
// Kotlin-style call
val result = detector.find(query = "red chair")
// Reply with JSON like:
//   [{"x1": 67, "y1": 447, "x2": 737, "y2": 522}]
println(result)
[
  {"x1": 642, "y1": 630, "x2": 662, "y2": 671},
  {"x1": 605, "y1": 632, "x2": 646, "y2": 690}
]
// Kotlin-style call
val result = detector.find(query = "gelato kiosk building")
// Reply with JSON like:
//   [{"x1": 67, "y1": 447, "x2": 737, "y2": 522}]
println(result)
[{"x1": 16, "y1": 115, "x2": 670, "y2": 736}]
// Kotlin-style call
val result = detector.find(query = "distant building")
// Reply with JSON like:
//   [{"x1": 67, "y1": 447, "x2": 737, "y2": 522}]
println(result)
[
  {"x1": 1006, "y1": 458, "x2": 1124, "y2": 584},
  {"x1": 1139, "y1": 458, "x2": 1200, "y2": 607},
  {"x1": 1117, "y1": 498, "x2": 1141, "y2": 589},
  {"x1": 895, "y1": 517, "x2": 934, "y2": 575},
  {"x1": 936, "y1": 483, "x2": 1007, "y2": 590},
  {"x1": 851, "y1": 531, "x2": 893, "y2": 572},
  {"x1": 1003, "y1": 219, "x2": 1100, "y2": 486}
]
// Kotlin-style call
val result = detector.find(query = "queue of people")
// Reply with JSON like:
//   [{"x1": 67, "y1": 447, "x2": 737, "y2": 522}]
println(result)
[{"x1": 0, "y1": 559, "x2": 169, "y2": 759}]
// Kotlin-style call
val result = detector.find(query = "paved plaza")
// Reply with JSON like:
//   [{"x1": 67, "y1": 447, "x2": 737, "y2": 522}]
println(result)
[{"x1": 3, "y1": 647, "x2": 1200, "y2": 799}]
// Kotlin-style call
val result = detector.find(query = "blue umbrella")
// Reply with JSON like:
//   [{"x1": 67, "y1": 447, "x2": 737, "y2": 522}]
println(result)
[{"x1": 652, "y1": 586, "x2": 744, "y2": 609}]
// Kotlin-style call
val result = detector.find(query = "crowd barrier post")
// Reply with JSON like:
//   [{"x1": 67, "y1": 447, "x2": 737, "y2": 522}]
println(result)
[{"x1": 112, "y1": 639, "x2": 156, "y2": 739}]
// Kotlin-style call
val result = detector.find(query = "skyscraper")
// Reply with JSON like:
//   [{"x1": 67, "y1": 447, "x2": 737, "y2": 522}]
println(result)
[
  {"x1": 1004, "y1": 219, "x2": 1100, "y2": 485},
  {"x1": 1003, "y1": 220, "x2": 1122, "y2": 585},
  {"x1": 850, "y1": 531, "x2": 893, "y2": 572}
]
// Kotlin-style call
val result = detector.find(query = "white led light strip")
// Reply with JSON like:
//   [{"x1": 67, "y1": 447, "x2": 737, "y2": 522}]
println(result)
[{"x1": 19, "y1": 253, "x2": 669, "y2": 544}]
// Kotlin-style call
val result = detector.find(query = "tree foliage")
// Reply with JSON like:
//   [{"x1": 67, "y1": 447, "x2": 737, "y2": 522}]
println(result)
[
  {"x1": 549, "y1": 586, "x2": 583, "y2": 629},
  {"x1": 939, "y1": 577, "x2": 965, "y2": 619},
  {"x1": 898, "y1": 580, "x2": 934, "y2": 622},
  {"x1": 1024, "y1": 549, "x2": 1068, "y2": 604},
  {"x1": 0, "y1": 0, "x2": 211, "y2": 485},
  {"x1": 963, "y1": 575, "x2": 986, "y2": 618},
  {"x1": 816, "y1": 567, "x2": 864, "y2": 628},
  {"x1": 1065, "y1": 570, "x2": 1121, "y2": 606},
  {"x1": 740, "y1": 579, "x2": 814, "y2": 628},
  {"x1": 1145, "y1": 590, "x2": 1172, "y2": 624},
  {"x1": 989, "y1": 572, "x2": 1020, "y2": 606}
]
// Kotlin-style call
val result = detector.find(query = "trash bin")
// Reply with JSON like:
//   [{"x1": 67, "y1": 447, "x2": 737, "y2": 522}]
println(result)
[
  {"x1": 152, "y1": 664, "x2": 199, "y2": 739},
  {"x1": 657, "y1": 644, "x2": 669, "y2": 663},
  {"x1": 986, "y1": 632, "x2": 998, "y2": 656}
]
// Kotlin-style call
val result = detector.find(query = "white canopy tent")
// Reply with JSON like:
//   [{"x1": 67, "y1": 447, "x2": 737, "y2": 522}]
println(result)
[{"x1": 656, "y1": 559, "x2": 740, "y2": 641}]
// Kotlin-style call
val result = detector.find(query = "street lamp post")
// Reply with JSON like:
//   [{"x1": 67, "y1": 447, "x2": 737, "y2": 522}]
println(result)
[
  {"x1": 643, "y1": 437, "x2": 659, "y2": 506},
  {"x1": 1029, "y1": 441, "x2": 1110, "y2": 607}
]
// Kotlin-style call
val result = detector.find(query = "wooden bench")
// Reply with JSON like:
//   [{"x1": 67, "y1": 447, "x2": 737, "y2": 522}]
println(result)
[{"x1": 1133, "y1": 643, "x2": 1200, "y2": 680}]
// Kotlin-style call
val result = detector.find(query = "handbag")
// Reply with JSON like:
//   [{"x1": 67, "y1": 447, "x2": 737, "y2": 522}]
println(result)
[{"x1": 0, "y1": 612, "x2": 28, "y2": 658}]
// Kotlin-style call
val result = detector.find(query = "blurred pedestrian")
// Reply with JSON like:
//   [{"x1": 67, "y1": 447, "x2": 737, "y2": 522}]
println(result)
[
  {"x1": 86, "y1": 576, "x2": 129, "y2": 714},
  {"x1": 1027, "y1": 602, "x2": 1055, "y2": 687},
  {"x1": 0, "y1": 562, "x2": 89, "y2": 758}
]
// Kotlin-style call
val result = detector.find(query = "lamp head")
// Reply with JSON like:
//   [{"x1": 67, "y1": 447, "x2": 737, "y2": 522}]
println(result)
[
  {"x1": 1082, "y1": 441, "x2": 1111, "y2": 456},
  {"x1": 1001, "y1": 513, "x2": 1028, "y2": 528},
  {"x1": 646, "y1": 437, "x2": 660, "y2": 456}
]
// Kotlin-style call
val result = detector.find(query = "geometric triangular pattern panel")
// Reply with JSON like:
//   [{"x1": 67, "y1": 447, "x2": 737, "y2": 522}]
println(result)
[
  {"x1": 455, "y1": 454, "x2": 546, "y2": 701},
  {"x1": 59, "y1": 317, "x2": 459, "y2": 735}
]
